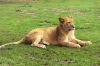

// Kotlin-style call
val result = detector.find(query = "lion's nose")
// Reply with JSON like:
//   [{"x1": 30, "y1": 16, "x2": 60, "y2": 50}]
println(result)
[{"x1": 72, "y1": 25, "x2": 75, "y2": 28}]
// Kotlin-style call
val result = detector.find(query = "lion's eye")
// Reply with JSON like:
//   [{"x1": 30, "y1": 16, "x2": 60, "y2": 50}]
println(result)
[{"x1": 67, "y1": 22, "x2": 71, "y2": 23}]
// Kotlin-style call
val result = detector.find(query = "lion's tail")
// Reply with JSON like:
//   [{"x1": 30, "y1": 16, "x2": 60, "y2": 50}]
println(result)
[
  {"x1": 0, "y1": 37, "x2": 26, "y2": 49},
  {"x1": 0, "y1": 41, "x2": 22, "y2": 49}
]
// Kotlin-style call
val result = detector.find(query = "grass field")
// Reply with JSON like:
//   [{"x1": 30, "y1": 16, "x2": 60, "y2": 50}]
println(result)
[{"x1": 0, "y1": 0, "x2": 100, "y2": 66}]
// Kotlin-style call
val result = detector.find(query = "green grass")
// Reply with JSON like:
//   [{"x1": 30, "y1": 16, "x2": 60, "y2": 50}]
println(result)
[{"x1": 0, "y1": 0, "x2": 100, "y2": 66}]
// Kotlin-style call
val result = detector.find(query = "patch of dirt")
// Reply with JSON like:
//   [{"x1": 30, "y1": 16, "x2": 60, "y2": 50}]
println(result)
[
  {"x1": 18, "y1": 4, "x2": 32, "y2": 7},
  {"x1": 58, "y1": 59, "x2": 77, "y2": 64},
  {"x1": 16, "y1": 9, "x2": 36, "y2": 15},
  {"x1": 93, "y1": 63, "x2": 100, "y2": 66},
  {"x1": 38, "y1": 20, "x2": 54, "y2": 26},
  {"x1": 96, "y1": 52, "x2": 100, "y2": 58}
]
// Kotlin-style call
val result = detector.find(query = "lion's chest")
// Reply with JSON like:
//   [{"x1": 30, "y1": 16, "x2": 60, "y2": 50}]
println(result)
[{"x1": 63, "y1": 30, "x2": 75, "y2": 42}]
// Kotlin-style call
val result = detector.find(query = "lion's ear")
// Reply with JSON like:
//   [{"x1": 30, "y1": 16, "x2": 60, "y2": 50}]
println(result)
[
  {"x1": 69, "y1": 16, "x2": 74, "y2": 22},
  {"x1": 69, "y1": 16, "x2": 73, "y2": 19},
  {"x1": 59, "y1": 17, "x2": 64, "y2": 23}
]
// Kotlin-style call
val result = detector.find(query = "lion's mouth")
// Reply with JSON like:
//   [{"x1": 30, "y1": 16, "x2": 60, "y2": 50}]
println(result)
[{"x1": 68, "y1": 28, "x2": 75, "y2": 31}]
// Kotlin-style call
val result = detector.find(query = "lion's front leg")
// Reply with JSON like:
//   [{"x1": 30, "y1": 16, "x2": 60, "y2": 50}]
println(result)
[
  {"x1": 73, "y1": 39, "x2": 92, "y2": 46},
  {"x1": 59, "y1": 42, "x2": 81, "y2": 48}
]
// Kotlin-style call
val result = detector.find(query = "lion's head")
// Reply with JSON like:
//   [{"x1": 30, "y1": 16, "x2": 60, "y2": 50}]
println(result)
[{"x1": 59, "y1": 16, "x2": 75, "y2": 32}]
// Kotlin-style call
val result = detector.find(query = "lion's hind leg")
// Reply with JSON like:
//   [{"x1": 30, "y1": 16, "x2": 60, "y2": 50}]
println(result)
[{"x1": 31, "y1": 35, "x2": 46, "y2": 48}]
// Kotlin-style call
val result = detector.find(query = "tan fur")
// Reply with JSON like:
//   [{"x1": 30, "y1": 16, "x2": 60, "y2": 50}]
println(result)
[{"x1": 0, "y1": 16, "x2": 92, "y2": 48}]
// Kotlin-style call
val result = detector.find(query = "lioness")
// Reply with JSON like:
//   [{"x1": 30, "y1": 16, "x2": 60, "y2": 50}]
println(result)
[{"x1": 0, "y1": 16, "x2": 92, "y2": 48}]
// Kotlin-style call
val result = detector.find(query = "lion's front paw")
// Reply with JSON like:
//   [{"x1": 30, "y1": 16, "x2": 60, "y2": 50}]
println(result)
[
  {"x1": 40, "y1": 45, "x2": 46, "y2": 48},
  {"x1": 79, "y1": 41, "x2": 92, "y2": 46},
  {"x1": 75, "y1": 44, "x2": 81, "y2": 48},
  {"x1": 71, "y1": 44, "x2": 81, "y2": 48},
  {"x1": 87, "y1": 41, "x2": 92, "y2": 45}
]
